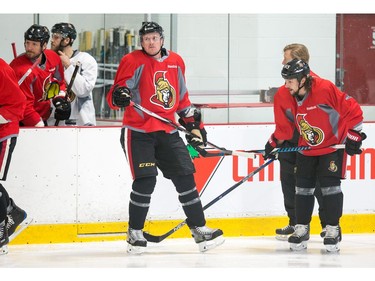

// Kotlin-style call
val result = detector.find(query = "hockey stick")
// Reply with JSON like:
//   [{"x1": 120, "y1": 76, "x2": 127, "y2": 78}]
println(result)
[
  {"x1": 143, "y1": 158, "x2": 276, "y2": 243},
  {"x1": 11, "y1": 42, "x2": 17, "y2": 59},
  {"x1": 245, "y1": 144, "x2": 346, "y2": 155},
  {"x1": 129, "y1": 101, "x2": 257, "y2": 159},
  {"x1": 9, "y1": 218, "x2": 34, "y2": 243},
  {"x1": 55, "y1": 62, "x2": 80, "y2": 126},
  {"x1": 18, "y1": 57, "x2": 41, "y2": 86}
]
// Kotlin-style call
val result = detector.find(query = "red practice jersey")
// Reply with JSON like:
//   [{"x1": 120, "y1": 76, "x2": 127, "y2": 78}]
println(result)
[
  {"x1": 10, "y1": 50, "x2": 66, "y2": 126},
  {"x1": 107, "y1": 49, "x2": 192, "y2": 133},
  {"x1": 0, "y1": 58, "x2": 26, "y2": 139},
  {"x1": 273, "y1": 76, "x2": 363, "y2": 156}
]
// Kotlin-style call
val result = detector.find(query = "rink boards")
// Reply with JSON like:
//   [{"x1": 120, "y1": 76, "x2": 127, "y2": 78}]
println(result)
[{"x1": 7, "y1": 123, "x2": 375, "y2": 244}]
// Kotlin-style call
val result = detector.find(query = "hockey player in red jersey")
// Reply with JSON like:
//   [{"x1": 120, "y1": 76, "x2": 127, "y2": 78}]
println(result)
[
  {"x1": 273, "y1": 44, "x2": 327, "y2": 240},
  {"x1": 107, "y1": 21, "x2": 224, "y2": 254},
  {"x1": 10, "y1": 24, "x2": 70, "y2": 127},
  {"x1": 263, "y1": 59, "x2": 366, "y2": 252},
  {"x1": 0, "y1": 58, "x2": 27, "y2": 255}
]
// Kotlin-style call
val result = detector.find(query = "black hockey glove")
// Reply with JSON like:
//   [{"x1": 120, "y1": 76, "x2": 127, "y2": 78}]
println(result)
[
  {"x1": 112, "y1": 86, "x2": 131, "y2": 107},
  {"x1": 179, "y1": 108, "x2": 207, "y2": 147},
  {"x1": 53, "y1": 96, "x2": 71, "y2": 121},
  {"x1": 345, "y1": 129, "x2": 367, "y2": 156},
  {"x1": 263, "y1": 133, "x2": 279, "y2": 160}
]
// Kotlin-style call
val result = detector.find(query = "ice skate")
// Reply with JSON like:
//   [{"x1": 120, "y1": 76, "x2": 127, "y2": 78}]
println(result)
[
  {"x1": 324, "y1": 225, "x2": 341, "y2": 252},
  {"x1": 190, "y1": 225, "x2": 225, "y2": 252},
  {"x1": 7, "y1": 198, "x2": 27, "y2": 237},
  {"x1": 288, "y1": 224, "x2": 310, "y2": 251},
  {"x1": 126, "y1": 228, "x2": 147, "y2": 254},
  {"x1": 0, "y1": 220, "x2": 9, "y2": 255},
  {"x1": 275, "y1": 225, "x2": 295, "y2": 241}
]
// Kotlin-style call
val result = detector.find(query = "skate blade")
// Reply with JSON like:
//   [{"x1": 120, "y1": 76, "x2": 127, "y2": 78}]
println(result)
[
  {"x1": 9, "y1": 218, "x2": 34, "y2": 243},
  {"x1": 127, "y1": 243, "x2": 146, "y2": 255},
  {"x1": 198, "y1": 235, "x2": 225, "y2": 252},
  {"x1": 0, "y1": 245, "x2": 8, "y2": 255},
  {"x1": 289, "y1": 241, "x2": 307, "y2": 251},
  {"x1": 275, "y1": 234, "x2": 290, "y2": 241},
  {"x1": 325, "y1": 243, "x2": 340, "y2": 252}
]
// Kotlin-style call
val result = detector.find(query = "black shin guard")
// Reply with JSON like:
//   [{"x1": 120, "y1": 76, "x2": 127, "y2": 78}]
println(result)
[
  {"x1": 295, "y1": 194, "x2": 315, "y2": 225},
  {"x1": 322, "y1": 192, "x2": 343, "y2": 226},
  {"x1": 171, "y1": 174, "x2": 205, "y2": 227},
  {"x1": 129, "y1": 177, "x2": 156, "y2": 230},
  {"x1": 280, "y1": 170, "x2": 296, "y2": 225}
]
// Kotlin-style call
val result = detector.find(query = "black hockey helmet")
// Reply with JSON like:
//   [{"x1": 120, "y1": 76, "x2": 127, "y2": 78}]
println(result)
[
  {"x1": 24, "y1": 24, "x2": 50, "y2": 44},
  {"x1": 139, "y1": 21, "x2": 164, "y2": 38},
  {"x1": 281, "y1": 58, "x2": 310, "y2": 81},
  {"x1": 51, "y1": 22, "x2": 77, "y2": 41}
]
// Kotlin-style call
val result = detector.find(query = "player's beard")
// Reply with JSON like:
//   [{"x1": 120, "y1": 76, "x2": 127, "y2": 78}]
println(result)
[
  {"x1": 57, "y1": 42, "x2": 66, "y2": 53},
  {"x1": 52, "y1": 44, "x2": 65, "y2": 54},
  {"x1": 51, "y1": 41, "x2": 66, "y2": 54},
  {"x1": 25, "y1": 51, "x2": 41, "y2": 61}
]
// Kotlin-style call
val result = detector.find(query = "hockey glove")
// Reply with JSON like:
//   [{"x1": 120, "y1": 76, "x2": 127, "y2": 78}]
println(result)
[
  {"x1": 112, "y1": 86, "x2": 131, "y2": 107},
  {"x1": 179, "y1": 108, "x2": 207, "y2": 147},
  {"x1": 345, "y1": 129, "x2": 367, "y2": 156},
  {"x1": 53, "y1": 96, "x2": 71, "y2": 121},
  {"x1": 263, "y1": 133, "x2": 279, "y2": 160}
]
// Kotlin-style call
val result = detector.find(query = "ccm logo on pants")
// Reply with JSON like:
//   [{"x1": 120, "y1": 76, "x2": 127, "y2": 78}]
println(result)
[{"x1": 139, "y1": 163, "x2": 156, "y2": 168}]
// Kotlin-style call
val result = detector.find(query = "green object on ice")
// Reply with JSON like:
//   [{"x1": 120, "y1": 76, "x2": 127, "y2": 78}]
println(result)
[{"x1": 187, "y1": 144, "x2": 200, "y2": 159}]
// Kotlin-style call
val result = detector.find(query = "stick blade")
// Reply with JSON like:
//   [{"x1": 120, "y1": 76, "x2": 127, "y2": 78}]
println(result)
[{"x1": 143, "y1": 231, "x2": 164, "y2": 243}]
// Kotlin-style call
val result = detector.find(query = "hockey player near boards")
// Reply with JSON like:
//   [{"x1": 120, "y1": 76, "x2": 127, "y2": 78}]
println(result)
[
  {"x1": 263, "y1": 59, "x2": 366, "y2": 252},
  {"x1": 0, "y1": 58, "x2": 28, "y2": 255},
  {"x1": 50, "y1": 22, "x2": 98, "y2": 126},
  {"x1": 273, "y1": 44, "x2": 328, "y2": 240},
  {"x1": 10, "y1": 24, "x2": 70, "y2": 127},
  {"x1": 106, "y1": 21, "x2": 224, "y2": 254}
]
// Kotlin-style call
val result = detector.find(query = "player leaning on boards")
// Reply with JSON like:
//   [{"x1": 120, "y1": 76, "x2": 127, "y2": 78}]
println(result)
[
  {"x1": 263, "y1": 59, "x2": 366, "y2": 252},
  {"x1": 0, "y1": 58, "x2": 28, "y2": 255},
  {"x1": 106, "y1": 21, "x2": 224, "y2": 254},
  {"x1": 50, "y1": 22, "x2": 98, "y2": 126}
]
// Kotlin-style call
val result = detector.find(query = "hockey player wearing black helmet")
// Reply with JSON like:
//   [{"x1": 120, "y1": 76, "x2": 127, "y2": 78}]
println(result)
[
  {"x1": 281, "y1": 59, "x2": 312, "y2": 99},
  {"x1": 107, "y1": 21, "x2": 224, "y2": 254},
  {"x1": 51, "y1": 23, "x2": 77, "y2": 52},
  {"x1": 10, "y1": 24, "x2": 67, "y2": 127},
  {"x1": 139, "y1": 21, "x2": 166, "y2": 57},
  {"x1": 263, "y1": 58, "x2": 366, "y2": 252},
  {"x1": 50, "y1": 22, "x2": 98, "y2": 126},
  {"x1": 23, "y1": 24, "x2": 50, "y2": 61}
]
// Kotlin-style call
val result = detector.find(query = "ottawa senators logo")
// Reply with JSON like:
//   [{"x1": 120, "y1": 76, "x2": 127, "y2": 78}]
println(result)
[
  {"x1": 328, "y1": 161, "x2": 338, "y2": 172},
  {"x1": 150, "y1": 71, "x2": 176, "y2": 109},
  {"x1": 39, "y1": 75, "x2": 60, "y2": 101},
  {"x1": 296, "y1": 114, "x2": 324, "y2": 146}
]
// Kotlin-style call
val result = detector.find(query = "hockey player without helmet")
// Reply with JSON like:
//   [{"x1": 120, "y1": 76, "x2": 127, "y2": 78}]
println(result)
[
  {"x1": 51, "y1": 23, "x2": 77, "y2": 41},
  {"x1": 281, "y1": 58, "x2": 310, "y2": 81},
  {"x1": 24, "y1": 24, "x2": 50, "y2": 44},
  {"x1": 139, "y1": 21, "x2": 164, "y2": 38}
]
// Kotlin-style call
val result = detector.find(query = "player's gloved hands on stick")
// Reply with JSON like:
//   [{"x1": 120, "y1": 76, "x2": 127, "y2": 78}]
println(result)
[
  {"x1": 186, "y1": 128, "x2": 207, "y2": 147},
  {"x1": 53, "y1": 96, "x2": 71, "y2": 120},
  {"x1": 345, "y1": 129, "x2": 367, "y2": 156},
  {"x1": 179, "y1": 108, "x2": 207, "y2": 147},
  {"x1": 112, "y1": 86, "x2": 132, "y2": 108},
  {"x1": 263, "y1": 133, "x2": 279, "y2": 160}
]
